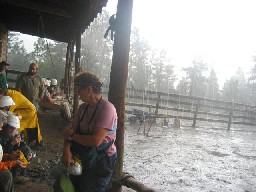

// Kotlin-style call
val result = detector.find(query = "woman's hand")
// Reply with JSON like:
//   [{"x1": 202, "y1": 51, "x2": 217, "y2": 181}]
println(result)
[
  {"x1": 62, "y1": 147, "x2": 73, "y2": 167},
  {"x1": 62, "y1": 127, "x2": 74, "y2": 140}
]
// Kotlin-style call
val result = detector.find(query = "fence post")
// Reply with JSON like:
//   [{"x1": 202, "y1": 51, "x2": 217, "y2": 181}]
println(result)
[
  {"x1": 173, "y1": 106, "x2": 180, "y2": 128},
  {"x1": 192, "y1": 99, "x2": 200, "y2": 128},
  {"x1": 227, "y1": 100, "x2": 234, "y2": 130},
  {"x1": 153, "y1": 93, "x2": 161, "y2": 124}
]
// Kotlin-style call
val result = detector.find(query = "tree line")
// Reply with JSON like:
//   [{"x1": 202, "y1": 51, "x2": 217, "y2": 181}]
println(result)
[{"x1": 7, "y1": 10, "x2": 256, "y2": 106}]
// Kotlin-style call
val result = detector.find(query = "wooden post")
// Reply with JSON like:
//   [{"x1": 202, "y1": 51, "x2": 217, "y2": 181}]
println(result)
[
  {"x1": 192, "y1": 99, "x2": 200, "y2": 128},
  {"x1": 155, "y1": 93, "x2": 160, "y2": 116},
  {"x1": 227, "y1": 101, "x2": 234, "y2": 130},
  {"x1": 73, "y1": 32, "x2": 81, "y2": 115},
  {"x1": 173, "y1": 106, "x2": 180, "y2": 128},
  {"x1": 64, "y1": 41, "x2": 71, "y2": 96},
  {"x1": 153, "y1": 93, "x2": 161, "y2": 124},
  {"x1": 68, "y1": 41, "x2": 75, "y2": 98},
  {"x1": 108, "y1": 0, "x2": 133, "y2": 192},
  {"x1": 227, "y1": 112, "x2": 233, "y2": 130}
]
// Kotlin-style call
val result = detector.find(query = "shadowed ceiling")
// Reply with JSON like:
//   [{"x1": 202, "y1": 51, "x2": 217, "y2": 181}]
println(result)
[{"x1": 0, "y1": 0, "x2": 108, "y2": 42}]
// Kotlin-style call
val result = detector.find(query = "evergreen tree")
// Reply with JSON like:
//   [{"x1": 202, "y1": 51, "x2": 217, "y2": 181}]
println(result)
[
  {"x1": 221, "y1": 68, "x2": 248, "y2": 103},
  {"x1": 30, "y1": 38, "x2": 67, "y2": 80},
  {"x1": 128, "y1": 28, "x2": 151, "y2": 89},
  {"x1": 177, "y1": 77, "x2": 190, "y2": 95},
  {"x1": 149, "y1": 50, "x2": 176, "y2": 92},
  {"x1": 206, "y1": 69, "x2": 219, "y2": 99},
  {"x1": 80, "y1": 10, "x2": 112, "y2": 84},
  {"x1": 7, "y1": 32, "x2": 30, "y2": 71},
  {"x1": 221, "y1": 77, "x2": 239, "y2": 102},
  {"x1": 248, "y1": 56, "x2": 256, "y2": 104},
  {"x1": 182, "y1": 59, "x2": 208, "y2": 97}
]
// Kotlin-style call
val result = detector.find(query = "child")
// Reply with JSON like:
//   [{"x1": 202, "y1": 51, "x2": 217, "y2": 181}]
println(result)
[
  {"x1": 0, "y1": 144, "x2": 27, "y2": 192},
  {"x1": 0, "y1": 114, "x2": 32, "y2": 177}
]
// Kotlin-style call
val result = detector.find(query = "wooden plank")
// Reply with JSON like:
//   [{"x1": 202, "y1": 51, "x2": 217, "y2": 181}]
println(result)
[{"x1": 39, "y1": 100, "x2": 62, "y2": 110}]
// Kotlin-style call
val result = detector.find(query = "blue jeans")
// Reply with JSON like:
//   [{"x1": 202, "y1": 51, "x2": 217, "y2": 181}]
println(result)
[{"x1": 70, "y1": 153, "x2": 117, "y2": 192}]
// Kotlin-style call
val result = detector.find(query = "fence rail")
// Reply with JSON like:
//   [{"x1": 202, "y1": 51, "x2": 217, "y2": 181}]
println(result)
[
  {"x1": 103, "y1": 87, "x2": 256, "y2": 128},
  {"x1": 7, "y1": 70, "x2": 256, "y2": 128}
]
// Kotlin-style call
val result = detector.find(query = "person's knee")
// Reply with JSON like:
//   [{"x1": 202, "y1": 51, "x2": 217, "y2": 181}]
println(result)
[
  {"x1": 1, "y1": 170, "x2": 13, "y2": 178},
  {"x1": 0, "y1": 170, "x2": 13, "y2": 184}
]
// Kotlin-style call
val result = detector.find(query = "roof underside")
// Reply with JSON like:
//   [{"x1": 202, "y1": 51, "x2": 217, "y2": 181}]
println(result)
[{"x1": 0, "y1": 0, "x2": 108, "y2": 42}]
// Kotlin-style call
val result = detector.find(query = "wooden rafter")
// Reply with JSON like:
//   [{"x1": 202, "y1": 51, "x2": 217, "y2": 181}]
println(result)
[{"x1": 1, "y1": 0, "x2": 72, "y2": 18}]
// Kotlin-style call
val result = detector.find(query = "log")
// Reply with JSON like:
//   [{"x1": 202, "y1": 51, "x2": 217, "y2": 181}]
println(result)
[
  {"x1": 113, "y1": 172, "x2": 157, "y2": 192},
  {"x1": 39, "y1": 100, "x2": 63, "y2": 110}
]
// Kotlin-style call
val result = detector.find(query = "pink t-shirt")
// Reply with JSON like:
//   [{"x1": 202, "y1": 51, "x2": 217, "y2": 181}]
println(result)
[{"x1": 74, "y1": 99, "x2": 117, "y2": 156}]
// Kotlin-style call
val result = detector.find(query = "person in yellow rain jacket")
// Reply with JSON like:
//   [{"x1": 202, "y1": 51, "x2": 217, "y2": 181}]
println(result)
[{"x1": 0, "y1": 88, "x2": 43, "y2": 147}]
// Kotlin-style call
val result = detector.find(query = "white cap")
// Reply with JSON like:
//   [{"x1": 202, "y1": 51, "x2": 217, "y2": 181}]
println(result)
[
  {"x1": 0, "y1": 96, "x2": 15, "y2": 108},
  {"x1": 51, "y1": 79, "x2": 58, "y2": 86},
  {"x1": 42, "y1": 78, "x2": 51, "y2": 86},
  {"x1": 46, "y1": 80, "x2": 51, "y2": 86},
  {"x1": 0, "y1": 145, "x2": 3, "y2": 162},
  {"x1": 7, "y1": 114, "x2": 20, "y2": 129}
]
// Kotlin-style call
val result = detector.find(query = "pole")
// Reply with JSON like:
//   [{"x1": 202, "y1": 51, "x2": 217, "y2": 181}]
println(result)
[
  {"x1": 108, "y1": 0, "x2": 133, "y2": 191},
  {"x1": 73, "y1": 31, "x2": 81, "y2": 115}
]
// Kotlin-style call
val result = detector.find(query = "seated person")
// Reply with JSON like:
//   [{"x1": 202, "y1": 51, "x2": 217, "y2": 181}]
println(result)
[
  {"x1": 0, "y1": 114, "x2": 32, "y2": 161},
  {"x1": 40, "y1": 78, "x2": 72, "y2": 120},
  {"x1": 0, "y1": 144, "x2": 27, "y2": 192},
  {"x1": 47, "y1": 79, "x2": 60, "y2": 98},
  {"x1": 42, "y1": 78, "x2": 55, "y2": 103},
  {"x1": 0, "y1": 114, "x2": 32, "y2": 177},
  {"x1": 0, "y1": 88, "x2": 43, "y2": 147}
]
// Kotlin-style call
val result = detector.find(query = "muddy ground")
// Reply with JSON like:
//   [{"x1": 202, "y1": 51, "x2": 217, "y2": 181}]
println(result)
[
  {"x1": 15, "y1": 111, "x2": 68, "y2": 192},
  {"x1": 15, "y1": 111, "x2": 256, "y2": 192}
]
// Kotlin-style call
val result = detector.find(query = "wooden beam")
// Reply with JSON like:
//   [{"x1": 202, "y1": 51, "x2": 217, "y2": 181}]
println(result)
[
  {"x1": 108, "y1": 0, "x2": 133, "y2": 191},
  {"x1": 73, "y1": 31, "x2": 81, "y2": 115},
  {"x1": 2, "y1": 0, "x2": 72, "y2": 18}
]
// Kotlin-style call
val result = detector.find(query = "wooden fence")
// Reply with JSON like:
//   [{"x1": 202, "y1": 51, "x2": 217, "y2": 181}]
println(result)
[
  {"x1": 7, "y1": 69, "x2": 256, "y2": 128},
  {"x1": 102, "y1": 86, "x2": 256, "y2": 129},
  {"x1": 6, "y1": 69, "x2": 25, "y2": 89}
]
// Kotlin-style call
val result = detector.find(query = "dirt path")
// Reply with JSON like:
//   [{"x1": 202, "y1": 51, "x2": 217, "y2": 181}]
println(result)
[{"x1": 15, "y1": 110, "x2": 70, "y2": 192}]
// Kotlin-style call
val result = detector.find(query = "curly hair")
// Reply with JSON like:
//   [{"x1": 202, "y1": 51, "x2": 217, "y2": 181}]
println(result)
[{"x1": 74, "y1": 71, "x2": 102, "y2": 94}]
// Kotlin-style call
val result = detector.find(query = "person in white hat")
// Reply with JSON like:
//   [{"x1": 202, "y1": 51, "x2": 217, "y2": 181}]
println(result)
[
  {"x1": 42, "y1": 78, "x2": 56, "y2": 103},
  {"x1": 40, "y1": 78, "x2": 72, "y2": 120},
  {"x1": 0, "y1": 96, "x2": 14, "y2": 128},
  {"x1": 0, "y1": 114, "x2": 22, "y2": 153},
  {"x1": 47, "y1": 78, "x2": 60, "y2": 98},
  {"x1": 0, "y1": 88, "x2": 43, "y2": 148},
  {"x1": 0, "y1": 114, "x2": 32, "y2": 163},
  {"x1": 0, "y1": 96, "x2": 19, "y2": 130}
]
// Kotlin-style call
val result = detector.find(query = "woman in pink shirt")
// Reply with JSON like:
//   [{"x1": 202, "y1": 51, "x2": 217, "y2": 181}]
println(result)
[{"x1": 62, "y1": 71, "x2": 117, "y2": 192}]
